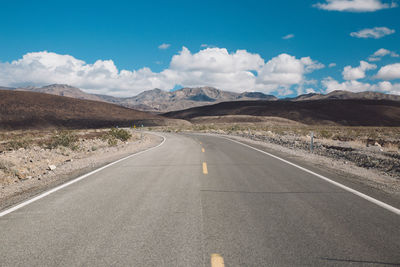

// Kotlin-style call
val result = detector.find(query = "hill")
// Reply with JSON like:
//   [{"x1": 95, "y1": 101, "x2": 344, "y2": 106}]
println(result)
[
  {"x1": 0, "y1": 90, "x2": 181, "y2": 129},
  {"x1": 163, "y1": 99, "x2": 400, "y2": 126},
  {"x1": 287, "y1": 90, "x2": 400, "y2": 102},
  {"x1": 97, "y1": 87, "x2": 277, "y2": 112},
  {"x1": 16, "y1": 84, "x2": 105, "y2": 102}
]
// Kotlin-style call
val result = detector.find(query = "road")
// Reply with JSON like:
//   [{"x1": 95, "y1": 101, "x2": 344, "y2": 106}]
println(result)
[{"x1": 1, "y1": 133, "x2": 399, "y2": 266}]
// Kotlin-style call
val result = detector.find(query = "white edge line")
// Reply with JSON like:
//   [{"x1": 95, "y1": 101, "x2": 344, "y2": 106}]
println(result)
[
  {"x1": 219, "y1": 135, "x2": 400, "y2": 216},
  {"x1": 0, "y1": 133, "x2": 166, "y2": 217}
]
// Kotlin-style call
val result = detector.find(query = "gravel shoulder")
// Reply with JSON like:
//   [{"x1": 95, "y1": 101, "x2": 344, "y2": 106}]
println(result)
[
  {"x1": 213, "y1": 133, "x2": 400, "y2": 206},
  {"x1": 0, "y1": 131, "x2": 163, "y2": 211}
]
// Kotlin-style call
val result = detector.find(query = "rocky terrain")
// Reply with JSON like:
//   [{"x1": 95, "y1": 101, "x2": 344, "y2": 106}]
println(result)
[
  {"x1": 111, "y1": 87, "x2": 277, "y2": 112},
  {"x1": 224, "y1": 132, "x2": 400, "y2": 195},
  {"x1": 0, "y1": 128, "x2": 163, "y2": 210}
]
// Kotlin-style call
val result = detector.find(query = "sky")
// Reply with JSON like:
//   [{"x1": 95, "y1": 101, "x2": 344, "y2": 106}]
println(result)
[{"x1": 0, "y1": 0, "x2": 399, "y2": 97}]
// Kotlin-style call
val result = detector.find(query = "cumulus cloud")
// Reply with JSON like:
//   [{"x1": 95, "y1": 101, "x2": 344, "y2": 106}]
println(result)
[
  {"x1": 0, "y1": 48, "x2": 324, "y2": 96},
  {"x1": 322, "y1": 77, "x2": 400, "y2": 94},
  {"x1": 282, "y1": 34, "x2": 295, "y2": 40},
  {"x1": 170, "y1": 47, "x2": 264, "y2": 73},
  {"x1": 256, "y1": 54, "x2": 324, "y2": 94},
  {"x1": 375, "y1": 63, "x2": 400, "y2": 80},
  {"x1": 368, "y1": 48, "x2": 399, "y2": 61},
  {"x1": 158, "y1": 43, "x2": 171, "y2": 50},
  {"x1": 350, "y1": 27, "x2": 395, "y2": 39},
  {"x1": 314, "y1": 0, "x2": 397, "y2": 12},
  {"x1": 342, "y1": 61, "x2": 377, "y2": 80},
  {"x1": 329, "y1": 63, "x2": 337, "y2": 67},
  {"x1": 0, "y1": 51, "x2": 175, "y2": 97}
]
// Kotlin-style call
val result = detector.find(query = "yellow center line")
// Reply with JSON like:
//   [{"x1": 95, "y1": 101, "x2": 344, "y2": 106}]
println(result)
[
  {"x1": 202, "y1": 162, "x2": 208, "y2": 175},
  {"x1": 202, "y1": 148, "x2": 205, "y2": 153},
  {"x1": 211, "y1": 254, "x2": 224, "y2": 267}
]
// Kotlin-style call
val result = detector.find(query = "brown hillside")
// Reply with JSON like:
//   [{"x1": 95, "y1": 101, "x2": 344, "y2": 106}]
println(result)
[
  {"x1": 0, "y1": 90, "x2": 175, "y2": 129},
  {"x1": 164, "y1": 99, "x2": 400, "y2": 126}
]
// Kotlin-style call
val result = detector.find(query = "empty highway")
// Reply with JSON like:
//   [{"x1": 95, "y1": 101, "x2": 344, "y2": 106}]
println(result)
[{"x1": 1, "y1": 133, "x2": 399, "y2": 266}]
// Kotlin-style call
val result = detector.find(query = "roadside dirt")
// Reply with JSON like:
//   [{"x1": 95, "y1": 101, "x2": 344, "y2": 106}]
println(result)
[
  {"x1": 219, "y1": 132, "x2": 400, "y2": 198},
  {"x1": 0, "y1": 131, "x2": 163, "y2": 211}
]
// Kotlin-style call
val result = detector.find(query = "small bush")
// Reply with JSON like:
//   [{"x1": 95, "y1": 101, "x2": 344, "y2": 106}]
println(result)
[
  {"x1": 318, "y1": 130, "x2": 333, "y2": 139},
  {"x1": 109, "y1": 128, "x2": 131, "y2": 142},
  {"x1": 108, "y1": 137, "x2": 118, "y2": 146},
  {"x1": 49, "y1": 131, "x2": 78, "y2": 150},
  {"x1": 6, "y1": 139, "x2": 30, "y2": 150}
]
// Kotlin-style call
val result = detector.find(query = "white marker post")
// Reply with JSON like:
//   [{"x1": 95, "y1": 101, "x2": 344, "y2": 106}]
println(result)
[{"x1": 310, "y1": 131, "x2": 314, "y2": 152}]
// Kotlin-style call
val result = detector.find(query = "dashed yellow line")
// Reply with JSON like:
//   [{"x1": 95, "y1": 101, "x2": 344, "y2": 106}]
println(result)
[
  {"x1": 203, "y1": 162, "x2": 208, "y2": 175},
  {"x1": 211, "y1": 254, "x2": 224, "y2": 267},
  {"x1": 202, "y1": 148, "x2": 205, "y2": 153}
]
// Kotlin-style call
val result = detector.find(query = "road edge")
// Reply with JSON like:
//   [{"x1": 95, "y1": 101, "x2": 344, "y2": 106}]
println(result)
[
  {"x1": 0, "y1": 132, "x2": 166, "y2": 217},
  {"x1": 215, "y1": 134, "x2": 400, "y2": 215}
]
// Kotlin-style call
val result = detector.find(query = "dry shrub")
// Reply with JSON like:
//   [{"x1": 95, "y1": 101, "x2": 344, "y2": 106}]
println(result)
[{"x1": 48, "y1": 131, "x2": 78, "y2": 150}]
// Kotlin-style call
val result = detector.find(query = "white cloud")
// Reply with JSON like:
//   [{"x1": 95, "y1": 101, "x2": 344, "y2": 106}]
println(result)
[
  {"x1": 282, "y1": 34, "x2": 295, "y2": 40},
  {"x1": 375, "y1": 63, "x2": 400, "y2": 80},
  {"x1": 322, "y1": 77, "x2": 400, "y2": 94},
  {"x1": 0, "y1": 48, "x2": 324, "y2": 97},
  {"x1": 342, "y1": 61, "x2": 377, "y2": 80},
  {"x1": 0, "y1": 51, "x2": 175, "y2": 97},
  {"x1": 256, "y1": 54, "x2": 324, "y2": 94},
  {"x1": 158, "y1": 43, "x2": 171, "y2": 50},
  {"x1": 314, "y1": 0, "x2": 397, "y2": 12},
  {"x1": 329, "y1": 63, "x2": 337, "y2": 67},
  {"x1": 170, "y1": 47, "x2": 264, "y2": 73},
  {"x1": 368, "y1": 48, "x2": 399, "y2": 61},
  {"x1": 350, "y1": 27, "x2": 395, "y2": 39}
]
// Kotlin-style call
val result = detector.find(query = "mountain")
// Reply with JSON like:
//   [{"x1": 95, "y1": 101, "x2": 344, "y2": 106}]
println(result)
[
  {"x1": 7, "y1": 84, "x2": 276, "y2": 112},
  {"x1": 286, "y1": 90, "x2": 400, "y2": 102},
  {"x1": 0, "y1": 90, "x2": 183, "y2": 129},
  {"x1": 17, "y1": 84, "x2": 105, "y2": 102},
  {"x1": 163, "y1": 99, "x2": 400, "y2": 126},
  {"x1": 4, "y1": 84, "x2": 400, "y2": 113},
  {"x1": 107, "y1": 87, "x2": 277, "y2": 112}
]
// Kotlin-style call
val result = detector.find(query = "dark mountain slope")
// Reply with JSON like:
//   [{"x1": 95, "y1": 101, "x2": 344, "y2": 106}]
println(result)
[
  {"x1": 164, "y1": 99, "x2": 400, "y2": 126},
  {"x1": 0, "y1": 90, "x2": 175, "y2": 129}
]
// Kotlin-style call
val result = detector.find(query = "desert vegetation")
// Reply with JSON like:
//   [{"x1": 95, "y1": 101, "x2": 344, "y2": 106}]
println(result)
[{"x1": 0, "y1": 128, "x2": 137, "y2": 186}]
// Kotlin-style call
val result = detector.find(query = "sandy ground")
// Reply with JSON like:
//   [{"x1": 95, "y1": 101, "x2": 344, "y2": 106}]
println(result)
[{"x1": 0, "y1": 131, "x2": 163, "y2": 211}]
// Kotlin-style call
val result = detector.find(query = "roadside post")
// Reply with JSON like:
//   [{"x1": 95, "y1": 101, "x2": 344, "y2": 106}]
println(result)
[{"x1": 310, "y1": 131, "x2": 314, "y2": 152}]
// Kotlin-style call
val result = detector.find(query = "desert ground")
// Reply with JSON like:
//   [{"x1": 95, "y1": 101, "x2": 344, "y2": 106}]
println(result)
[{"x1": 0, "y1": 128, "x2": 163, "y2": 210}]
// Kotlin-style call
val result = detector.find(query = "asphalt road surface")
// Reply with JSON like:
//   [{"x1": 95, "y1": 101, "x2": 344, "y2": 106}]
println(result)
[{"x1": 1, "y1": 133, "x2": 399, "y2": 266}]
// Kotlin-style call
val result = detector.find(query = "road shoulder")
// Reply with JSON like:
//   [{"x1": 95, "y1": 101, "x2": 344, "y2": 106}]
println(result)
[
  {"x1": 0, "y1": 132, "x2": 164, "y2": 212},
  {"x1": 204, "y1": 133, "x2": 400, "y2": 210}
]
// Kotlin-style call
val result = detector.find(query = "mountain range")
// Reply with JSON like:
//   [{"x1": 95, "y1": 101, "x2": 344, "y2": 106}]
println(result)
[{"x1": 1, "y1": 84, "x2": 400, "y2": 112}]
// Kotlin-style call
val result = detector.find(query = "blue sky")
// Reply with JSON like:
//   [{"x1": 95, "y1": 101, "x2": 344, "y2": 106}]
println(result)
[{"x1": 0, "y1": 0, "x2": 399, "y2": 97}]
